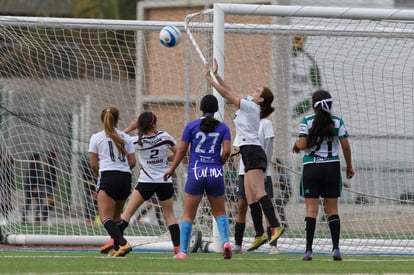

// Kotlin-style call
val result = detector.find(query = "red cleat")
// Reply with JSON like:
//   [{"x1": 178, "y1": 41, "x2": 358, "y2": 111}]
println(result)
[
  {"x1": 100, "y1": 238, "x2": 114, "y2": 254},
  {"x1": 223, "y1": 242, "x2": 232, "y2": 260},
  {"x1": 173, "y1": 246, "x2": 180, "y2": 255}
]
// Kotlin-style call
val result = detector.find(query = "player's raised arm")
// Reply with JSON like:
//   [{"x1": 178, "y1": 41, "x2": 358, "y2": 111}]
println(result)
[{"x1": 205, "y1": 59, "x2": 241, "y2": 107}]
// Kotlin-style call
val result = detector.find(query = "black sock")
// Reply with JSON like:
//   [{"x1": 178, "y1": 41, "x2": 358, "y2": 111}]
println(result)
[
  {"x1": 116, "y1": 219, "x2": 129, "y2": 234},
  {"x1": 249, "y1": 202, "x2": 264, "y2": 236},
  {"x1": 103, "y1": 218, "x2": 126, "y2": 250},
  {"x1": 258, "y1": 195, "x2": 280, "y2": 228},
  {"x1": 328, "y1": 214, "x2": 340, "y2": 250},
  {"x1": 234, "y1": 222, "x2": 246, "y2": 246},
  {"x1": 168, "y1": 223, "x2": 180, "y2": 247},
  {"x1": 305, "y1": 217, "x2": 316, "y2": 252}
]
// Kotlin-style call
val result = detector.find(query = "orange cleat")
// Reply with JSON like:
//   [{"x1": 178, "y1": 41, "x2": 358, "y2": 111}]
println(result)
[
  {"x1": 100, "y1": 238, "x2": 114, "y2": 254},
  {"x1": 173, "y1": 246, "x2": 180, "y2": 255}
]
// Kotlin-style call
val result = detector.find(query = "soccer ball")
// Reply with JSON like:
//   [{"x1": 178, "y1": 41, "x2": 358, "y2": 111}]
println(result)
[{"x1": 159, "y1": 25, "x2": 182, "y2": 48}]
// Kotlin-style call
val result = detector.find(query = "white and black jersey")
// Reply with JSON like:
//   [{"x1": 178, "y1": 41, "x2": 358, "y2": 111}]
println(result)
[
  {"x1": 134, "y1": 131, "x2": 176, "y2": 183},
  {"x1": 88, "y1": 129, "x2": 135, "y2": 173}
]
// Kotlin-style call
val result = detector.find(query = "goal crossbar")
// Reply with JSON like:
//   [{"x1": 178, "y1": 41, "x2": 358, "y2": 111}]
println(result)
[
  {"x1": 215, "y1": 3, "x2": 414, "y2": 21},
  {"x1": 2, "y1": 3, "x2": 414, "y2": 255},
  {"x1": 184, "y1": 3, "x2": 414, "y2": 255}
]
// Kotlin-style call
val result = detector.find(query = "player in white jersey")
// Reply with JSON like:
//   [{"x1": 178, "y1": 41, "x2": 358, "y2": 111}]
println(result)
[
  {"x1": 89, "y1": 106, "x2": 136, "y2": 257},
  {"x1": 119, "y1": 112, "x2": 180, "y2": 254},
  {"x1": 206, "y1": 59, "x2": 284, "y2": 252},
  {"x1": 234, "y1": 115, "x2": 277, "y2": 253},
  {"x1": 292, "y1": 90, "x2": 355, "y2": 261}
]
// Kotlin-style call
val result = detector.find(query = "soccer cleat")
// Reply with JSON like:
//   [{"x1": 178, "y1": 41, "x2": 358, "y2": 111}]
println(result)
[
  {"x1": 111, "y1": 242, "x2": 132, "y2": 257},
  {"x1": 174, "y1": 252, "x2": 187, "y2": 259},
  {"x1": 107, "y1": 250, "x2": 117, "y2": 257},
  {"x1": 232, "y1": 244, "x2": 242, "y2": 254},
  {"x1": 302, "y1": 250, "x2": 313, "y2": 261},
  {"x1": 173, "y1": 246, "x2": 180, "y2": 255},
  {"x1": 247, "y1": 233, "x2": 268, "y2": 251},
  {"x1": 269, "y1": 246, "x2": 279, "y2": 254},
  {"x1": 332, "y1": 248, "x2": 343, "y2": 261},
  {"x1": 100, "y1": 238, "x2": 114, "y2": 254},
  {"x1": 269, "y1": 226, "x2": 284, "y2": 245},
  {"x1": 223, "y1": 242, "x2": 232, "y2": 260}
]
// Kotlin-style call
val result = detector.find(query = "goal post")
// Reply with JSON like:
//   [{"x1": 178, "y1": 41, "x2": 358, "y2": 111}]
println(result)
[
  {"x1": 2, "y1": 3, "x2": 414, "y2": 256},
  {"x1": 185, "y1": 3, "x2": 414, "y2": 255}
]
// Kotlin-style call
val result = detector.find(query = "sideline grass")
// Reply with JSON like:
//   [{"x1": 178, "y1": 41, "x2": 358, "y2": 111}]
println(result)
[{"x1": 0, "y1": 250, "x2": 413, "y2": 274}]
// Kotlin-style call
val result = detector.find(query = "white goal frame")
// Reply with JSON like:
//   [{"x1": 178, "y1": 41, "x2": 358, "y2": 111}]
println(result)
[
  {"x1": 210, "y1": 3, "x2": 414, "y2": 163},
  {"x1": 2, "y1": 4, "x2": 414, "y2": 255},
  {"x1": 185, "y1": 3, "x2": 414, "y2": 254}
]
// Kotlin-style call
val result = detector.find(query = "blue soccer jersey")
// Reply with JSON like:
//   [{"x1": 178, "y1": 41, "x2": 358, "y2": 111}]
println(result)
[
  {"x1": 182, "y1": 118, "x2": 231, "y2": 167},
  {"x1": 181, "y1": 118, "x2": 231, "y2": 196}
]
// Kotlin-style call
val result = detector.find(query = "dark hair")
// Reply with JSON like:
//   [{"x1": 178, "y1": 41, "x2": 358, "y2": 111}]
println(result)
[
  {"x1": 260, "y1": 87, "x2": 275, "y2": 119},
  {"x1": 100, "y1": 106, "x2": 126, "y2": 156},
  {"x1": 137, "y1": 111, "x2": 157, "y2": 146},
  {"x1": 199, "y1": 94, "x2": 219, "y2": 132},
  {"x1": 307, "y1": 90, "x2": 334, "y2": 148}
]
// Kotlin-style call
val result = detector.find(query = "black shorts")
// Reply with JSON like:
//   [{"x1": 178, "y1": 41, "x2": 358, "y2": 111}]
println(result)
[
  {"x1": 97, "y1": 171, "x2": 132, "y2": 200},
  {"x1": 239, "y1": 145, "x2": 267, "y2": 172},
  {"x1": 300, "y1": 161, "x2": 342, "y2": 198},
  {"x1": 236, "y1": 175, "x2": 273, "y2": 199},
  {"x1": 135, "y1": 182, "x2": 175, "y2": 201}
]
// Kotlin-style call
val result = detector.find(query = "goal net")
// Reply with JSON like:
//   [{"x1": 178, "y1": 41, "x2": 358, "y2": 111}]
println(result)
[
  {"x1": 1, "y1": 4, "x2": 414, "y2": 255},
  {"x1": 0, "y1": 17, "x2": 209, "y2": 251},
  {"x1": 184, "y1": 4, "x2": 414, "y2": 255}
]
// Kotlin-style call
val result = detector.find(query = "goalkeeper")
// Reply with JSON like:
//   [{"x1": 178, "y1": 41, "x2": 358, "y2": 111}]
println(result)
[{"x1": 206, "y1": 59, "x2": 284, "y2": 252}]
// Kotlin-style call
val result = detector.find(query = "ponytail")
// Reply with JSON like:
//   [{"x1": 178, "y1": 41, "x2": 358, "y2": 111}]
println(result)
[{"x1": 101, "y1": 107, "x2": 126, "y2": 156}]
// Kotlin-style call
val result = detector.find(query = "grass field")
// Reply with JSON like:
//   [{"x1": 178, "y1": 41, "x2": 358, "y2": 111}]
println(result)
[{"x1": 0, "y1": 248, "x2": 413, "y2": 274}]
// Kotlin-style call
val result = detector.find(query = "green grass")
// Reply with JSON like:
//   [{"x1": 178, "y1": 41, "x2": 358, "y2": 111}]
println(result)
[{"x1": 0, "y1": 250, "x2": 413, "y2": 274}]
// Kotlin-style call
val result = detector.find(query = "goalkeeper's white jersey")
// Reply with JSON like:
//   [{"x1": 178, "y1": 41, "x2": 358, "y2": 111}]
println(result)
[
  {"x1": 133, "y1": 131, "x2": 176, "y2": 183},
  {"x1": 233, "y1": 99, "x2": 262, "y2": 147}
]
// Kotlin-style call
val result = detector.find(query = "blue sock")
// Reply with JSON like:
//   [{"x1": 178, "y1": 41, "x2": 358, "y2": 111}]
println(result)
[
  {"x1": 180, "y1": 221, "x2": 192, "y2": 253},
  {"x1": 216, "y1": 215, "x2": 229, "y2": 246}
]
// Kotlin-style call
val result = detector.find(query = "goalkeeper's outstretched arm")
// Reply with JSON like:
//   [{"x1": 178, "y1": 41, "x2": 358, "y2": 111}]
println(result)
[{"x1": 205, "y1": 59, "x2": 241, "y2": 107}]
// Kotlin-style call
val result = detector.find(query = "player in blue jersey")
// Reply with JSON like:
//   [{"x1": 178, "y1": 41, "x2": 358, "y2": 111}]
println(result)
[
  {"x1": 292, "y1": 90, "x2": 354, "y2": 261},
  {"x1": 164, "y1": 94, "x2": 232, "y2": 260},
  {"x1": 206, "y1": 59, "x2": 284, "y2": 252},
  {"x1": 89, "y1": 107, "x2": 136, "y2": 257}
]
